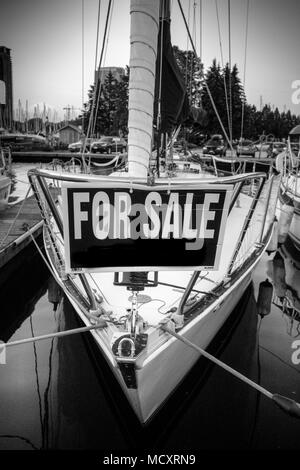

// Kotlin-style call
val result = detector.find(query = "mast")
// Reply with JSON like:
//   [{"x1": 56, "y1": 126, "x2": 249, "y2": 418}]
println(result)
[
  {"x1": 156, "y1": 0, "x2": 170, "y2": 176},
  {"x1": 127, "y1": 0, "x2": 160, "y2": 178}
]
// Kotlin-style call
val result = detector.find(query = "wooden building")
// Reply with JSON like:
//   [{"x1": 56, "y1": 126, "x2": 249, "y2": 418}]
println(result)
[{"x1": 57, "y1": 124, "x2": 81, "y2": 145}]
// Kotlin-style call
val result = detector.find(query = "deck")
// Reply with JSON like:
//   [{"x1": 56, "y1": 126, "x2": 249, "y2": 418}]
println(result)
[{"x1": 0, "y1": 194, "x2": 43, "y2": 270}]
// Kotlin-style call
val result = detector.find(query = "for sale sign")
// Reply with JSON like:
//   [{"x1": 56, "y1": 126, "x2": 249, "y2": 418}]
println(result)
[{"x1": 62, "y1": 181, "x2": 233, "y2": 272}]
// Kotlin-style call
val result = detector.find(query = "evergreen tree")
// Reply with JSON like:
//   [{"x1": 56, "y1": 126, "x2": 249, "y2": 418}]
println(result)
[
  {"x1": 223, "y1": 63, "x2": 245, "y2": 139},
  {"x1": 200, "y1": 59, "x2": 225, "y2": 135},
  {"x1": 173, "y1": 46, "x2": 203, "y2": 107},
  {"x1": 81, "y1": 69, "x2": 129, "y2": 137},
  {"x1": 113, "y1": 66, "x2": 129, "y2": 135},
  {"x1": 79, "y1": 49, "x2": 300, "y2": 142}
]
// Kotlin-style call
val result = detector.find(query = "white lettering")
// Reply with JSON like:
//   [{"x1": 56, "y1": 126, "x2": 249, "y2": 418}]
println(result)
[
  {"x1": 143, "y1": 192, "x2": 161, "y2": 238},
  {"x1": 73, "y1": 192, "x2": 89, "y2": 239},
  {"x1": 182, "y1": 193, "x2": 198, "y2": 238},
  {"x1": 162, "y1": 193, "x2": 182, "y2": 238},
  {"x1": 92, "y1": 191, "x2": 110, "y2": 240},
  {"x1": 113, "y1": 192, "x2": 131, "y2": 239},
  {"x1": 199, "y1": 193, "x2": 220, "y2": 239}
]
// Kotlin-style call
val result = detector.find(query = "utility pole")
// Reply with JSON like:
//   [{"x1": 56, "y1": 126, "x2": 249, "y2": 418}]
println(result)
[
  {"x1": 25, "y1": 100, "x2": 28, "y2": 133},
  {"x1": 63, "y1": 104, "x2": 72, "y2": 123}
]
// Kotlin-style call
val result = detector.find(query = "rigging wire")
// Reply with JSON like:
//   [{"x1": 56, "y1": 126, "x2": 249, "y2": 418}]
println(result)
[
  {"x1": 94, "y1": 0, "x2": 102, "y2": 73},
  {"x1": 81, "y1": 0, "x2": 85, "y2": 137},
  {"x1": 228, "y1": 0, "x2": 233, "y2": 146},
  {"x1": 91, "y1": 0, "x2": 114, "y2": 139},
  {"x1": 215, "y1": 0, "x2": 230, "y2": 143},
  {"x1": 190, "y1": 1, "x2": 197, "y2": 103},
  {"x1": 199, "y1": 0, "x2": 202, "y2": 62},
  {"x1": 158, "y1": 1, "x2": 166, "y2": 128},
  {"x1": 83, "y1": 0, "x2": 112, "y2": 157},
  {"x1": 177, "y1": 0, "x2": 234, "y2": 152},
  {"x1": 184, "y1": 0, "x2": 191, "y2": 88},
  {"x1": 102, "y1": 1, "x2": 114, "y2": 70},
  {"x1": 84, "y1": 0, "x2": 103, "y2": 144},
  {"x1": 197, "y1": 0, "x2": 203, "y2": 107},
  {"x1": 240, "y1": 0, "x2": 250, "y2": 142},
  {"x1": 156, "y1": 0, "x2": 167, "y2": 175}
]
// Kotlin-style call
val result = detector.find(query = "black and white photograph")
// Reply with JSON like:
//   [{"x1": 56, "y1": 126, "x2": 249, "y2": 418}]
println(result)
[{"x1": 0, "y1": 0, "x2": 300, "y2": 460}]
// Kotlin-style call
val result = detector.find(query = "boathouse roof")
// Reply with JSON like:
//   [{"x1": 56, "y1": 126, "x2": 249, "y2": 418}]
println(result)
[
  {"x1": 289, "y1": 124, "x2": 300, "y2": 136},
  {"x1": 57, "y1": 124, "x2": 81, "y2": 133}
]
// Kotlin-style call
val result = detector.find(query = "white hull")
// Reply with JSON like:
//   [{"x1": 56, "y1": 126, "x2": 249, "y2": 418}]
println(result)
[
  {"x1": 289, "y1": 211, "x2": 300, "y2": 249},
  {"x1": 121, "y1": 272, "x2": 252, "y2": 422},
  {"x1": 46, "y1": 226, "x2": 267, "y2": 423},
  {"x1": 279, "y1": 176, "x2": 300, "y2": 249}
]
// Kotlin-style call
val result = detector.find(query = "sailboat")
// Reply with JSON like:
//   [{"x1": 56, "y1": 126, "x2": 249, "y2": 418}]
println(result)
[
  {"x1": 211, "y1": 153, "x2": 273, "y2": 178},
  {"x1": 276, "y1": 125, "x2": 300, "y2": 249},
  {"x1": 28, "y1": 0, "x2": 280, "y2": 423}
]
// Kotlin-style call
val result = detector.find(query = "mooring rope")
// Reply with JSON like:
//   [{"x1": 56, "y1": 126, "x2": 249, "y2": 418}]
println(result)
[
  {"x1": 3, "y1": 322, "x2": 107, "y2": 349},
  {"x1": 159, "y1": 323, "x2": 300, "y2": 419}
]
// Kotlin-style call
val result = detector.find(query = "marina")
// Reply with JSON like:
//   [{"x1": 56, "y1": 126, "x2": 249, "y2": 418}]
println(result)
[{"x1": 0, "y1": 0, "x2": 300, "y2": 457}]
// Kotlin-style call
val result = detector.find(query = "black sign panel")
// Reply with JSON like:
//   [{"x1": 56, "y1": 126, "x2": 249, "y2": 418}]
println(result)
[{"x1": 62, "y1": 182, "x2": 232, "y2": 272}]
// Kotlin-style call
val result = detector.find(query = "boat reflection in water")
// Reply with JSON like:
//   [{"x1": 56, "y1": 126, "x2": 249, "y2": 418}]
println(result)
[
  {"x1": 270, "y1": 240, "x2": 300, "y2": 338},
  {"x1": 47, "y1": 295, "x2": 129, "y2": 450}
]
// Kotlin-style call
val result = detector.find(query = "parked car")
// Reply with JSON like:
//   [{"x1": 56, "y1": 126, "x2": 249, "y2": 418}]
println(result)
[
  {"x1": 202, "y1": 135, "x2": 226, "y2": 156},
  {"x1": 91, "y1": 136, "x2": 127, "y2": 154},
  {"x1": 236, "y1": 139, "x2": 256, "y2": 157},
  {"x1": 68, "y1": 138, "x2": 96, "y2": 153}
]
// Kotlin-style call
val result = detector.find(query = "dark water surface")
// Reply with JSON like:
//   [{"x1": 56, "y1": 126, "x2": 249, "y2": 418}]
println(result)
[
  {"x1": 0, "y1": 164, "x2": 299, "y2": 452},
  {"x1": 0, "y1": 237, "x2": 299, "y2": 452}
]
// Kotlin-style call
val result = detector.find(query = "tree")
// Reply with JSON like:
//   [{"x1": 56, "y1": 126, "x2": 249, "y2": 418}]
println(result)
[
  {"x1": 80, "y1": 52, "x2": 300, "y2": 142},
  {"x1": 113, "y1": 66, "x2": 129, "y2": 134},
  {"x1": 173, "y1": 46, "x2": 203, "y2": 107},
  {"x1": 223, "y1": 63, "x2": 245, "y2": 139},
  {"x1": 81, "y1": 68, "x2": 129, "y2": 137},
  {"x1": 200, "y1": 59, "x2": 224, "y2": 135}
]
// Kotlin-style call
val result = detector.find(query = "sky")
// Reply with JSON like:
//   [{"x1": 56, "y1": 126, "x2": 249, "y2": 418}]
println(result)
[{"x1": 1, "y1": 0, "x2": 300, "y2": 121}]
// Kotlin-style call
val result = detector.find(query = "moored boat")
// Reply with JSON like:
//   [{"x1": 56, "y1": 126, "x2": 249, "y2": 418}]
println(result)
[
  {"x1": 276, "y1": 125, "x2": 300, "y2": 249},
  {"x1": 28, "y1": 0, "x2": 281, "y2": 423}
]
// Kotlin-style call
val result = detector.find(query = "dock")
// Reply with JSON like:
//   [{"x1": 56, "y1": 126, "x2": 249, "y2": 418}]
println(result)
[{"x1": 0, "y1": 194, "x2": 43, "y2": 270}]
